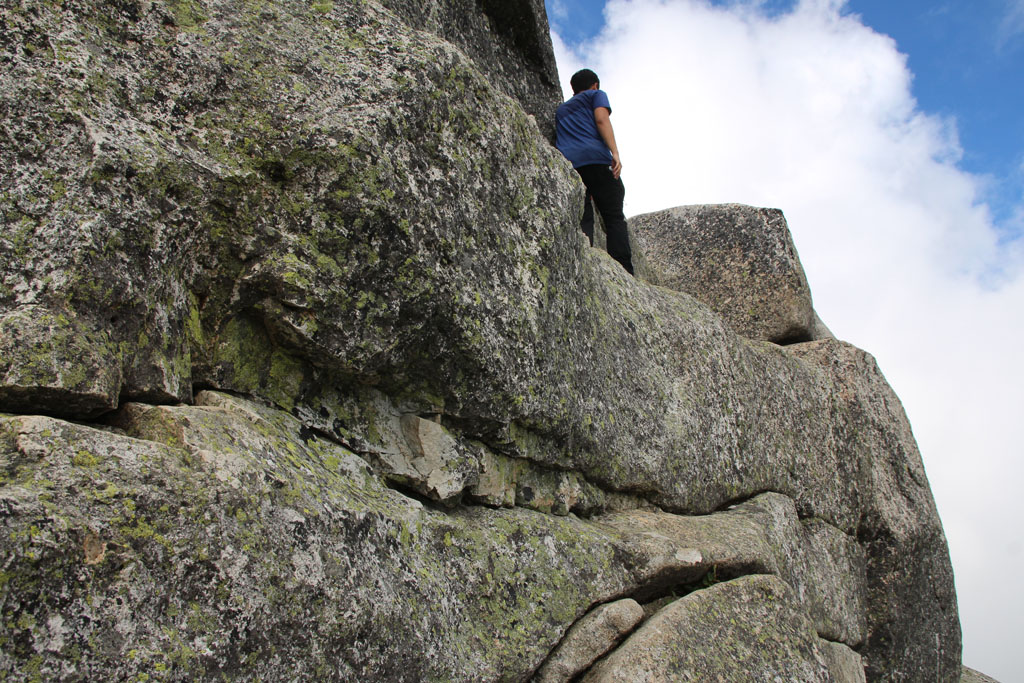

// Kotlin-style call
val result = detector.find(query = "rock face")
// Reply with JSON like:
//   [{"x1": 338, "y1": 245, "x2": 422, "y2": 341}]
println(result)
[
  {"x1": 535, "y1": 598, "x2": 645, "y2": 682},
  {"x1": 378, "y1": 0, "x2": 562, "y2": 140},
  {"x1": 0, "y1": 0, "x2": 960, "y2": 681},
  {"x1": 582, "y1": 575, "x2": 846, "y2": 683},
  {"x1": 0, "y1": 398, "x2": 877, "y2": 681},
  {"x1": 630, "y1": 204, "x2": 824, "y2": 344},
  {"x1": 961, "y1": 667, "x2": 1002, "y2": 683}
]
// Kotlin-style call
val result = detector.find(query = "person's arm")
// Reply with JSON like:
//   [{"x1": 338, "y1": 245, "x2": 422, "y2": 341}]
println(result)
[{"x1": 593, "y1": 107, "x2": 622, "y2": 178}]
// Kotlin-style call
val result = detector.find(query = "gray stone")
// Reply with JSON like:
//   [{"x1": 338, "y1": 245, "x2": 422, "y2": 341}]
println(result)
[
  {"x1": 0, "y1": 395, "x2": 872, "y2": 681},
  {"x1": 514, "y1": 464, "x2": 605, "y2": 516},
  {"x1": 0, "y1": 400, "x2": 642, "y2": 681},
  {"x1": 630, "y1": 203, "x2": 817, "y2": 343},
  {"x1": 811, "y1": 311, "x2": 837, "y2": 340},
  {"x1": 596, "y1": 492, "x2": 868, "y2": 645},
  {"x1": 535, "y1": 598, "x2": 644, "y2": 683},
  {"x1": 799, "y1": 518, "x2": 868, "y2": 644},
  {"x1": 468, "y1": 445, "x2": 518, "y2": 507},
  {"x1": 398, "y1": 414, "x2": 479, "y2": 503},
  {"x1": 0, "y1": 0, "x2": 961, "y2": 679},
  {"x1": 0, "y1": 0, "x2": 579, "y2": 422},
  {"x1": 961, "y1": 666, "x2": 1002, "y2": 683},
  {"x1": 468, "y1": 444, "x2": 610, "y2": 515},
  {"x1": 790, "y1": 340, "x2": 961, "y2": 680},
  {"x1": 581, "y1": 575, "x2": 832, "y2": 682},
  {"x1": 820, "y1": 640, "x2": 868, "y2": 683},
  {"x1": 738, "y1": 495, "x2": 868, "y2": 645},
  {"x1": 0, "y1": 305, "x2": 122, "y2": 418},
  {"x1": 378, "y1": 0, "x2": 562, "y2": 140},
  {"x1": 0, "y1": 385, "x2": 950, "y2": 681}
]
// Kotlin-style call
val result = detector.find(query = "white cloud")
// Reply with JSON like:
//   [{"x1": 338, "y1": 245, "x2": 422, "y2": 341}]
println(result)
[
  {"x1": 549, "y1": 0, "x2": 570, "y2": 23},
  {"x1": 998, "y1": 0, "x2": 1024, "y2": 47},
  {"x1": 553, "y1": 0, "x2": 1024, "y2": 679}
]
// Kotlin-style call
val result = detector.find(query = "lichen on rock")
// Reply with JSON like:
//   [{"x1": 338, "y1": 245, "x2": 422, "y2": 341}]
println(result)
[
  {"x1": 581, "y1": 575, "x2": 837, "y2": 682},
  {"x1": 630, "y1": 203, "x2": 823, "y2": 344},
  {"x1": 0, "y1": 305, "x2": 123, "y2": 417},
  {"x1": 0, "y1": 0, "x2": 961, "y2": 680}
]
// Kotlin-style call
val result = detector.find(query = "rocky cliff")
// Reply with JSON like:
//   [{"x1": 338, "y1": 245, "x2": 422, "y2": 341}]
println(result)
[{"x1": 0, "y1": 0, "x2": 960, "y2": 680}]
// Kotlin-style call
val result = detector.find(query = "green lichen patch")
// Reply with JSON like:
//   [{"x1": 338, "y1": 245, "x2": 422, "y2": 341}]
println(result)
[
  {"x1": 0, "y1": 306, "x2": 123, "y2": 418},
  {"x1": 166, "y1": 0, "x2": 210, "y2": 30},
  {"x1": 201, "y1": 315, "x2": 307, "y2": 413},
  {"x1": 0, "y1": 400, "x2": 640, "y2": 680},
  {"x1": 0, "y1": 0, "x2": 959, "y2": 677}
]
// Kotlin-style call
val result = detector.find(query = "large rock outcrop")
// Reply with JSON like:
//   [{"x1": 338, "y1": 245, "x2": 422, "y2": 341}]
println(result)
[
  {"x1": 1, "y1": 0, "x2": 960, "y2": 680},
  {"x1": 378, "y1": 0, "x2": 561, "y2": 140},
  {"x1": 0, "y1": 394, "x2": 873, "y2": 680},
  {"x1": 630, "y1": 203, "x2": 825, "y2": 344},
  {"x1": 582, "y1": 575, "x2": 855, "y2": 683}
]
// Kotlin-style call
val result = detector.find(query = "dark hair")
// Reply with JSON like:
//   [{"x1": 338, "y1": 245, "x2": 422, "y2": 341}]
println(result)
[{"x1": 570, "y1": 68, "x2": 600, "y2": 94}]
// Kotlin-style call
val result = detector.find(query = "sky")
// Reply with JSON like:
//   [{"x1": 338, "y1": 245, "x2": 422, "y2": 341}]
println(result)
[{"x1": 545, "y1": 0, "x2": 1024, "y2": 679}]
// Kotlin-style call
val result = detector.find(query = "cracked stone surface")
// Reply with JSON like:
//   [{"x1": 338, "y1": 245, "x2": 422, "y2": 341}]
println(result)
[
  {"x1": 0, "y1": 0, "x2": 960, "y2": 679},
  {"x1": 820, "y1": 640, "x2": 868, "y2": 683},
  {"x1": 534, "y1": 598, "x2": 644, "y2": 683},
  {"x1": 0, "y1": 394, "x2": 861, "y2": 680},
  {"x1": 594, "y1": 492, "x2": 867, "y2": 644},
  {"x1": 581, "y1": 575, "x2": 834, "y2": 682}
]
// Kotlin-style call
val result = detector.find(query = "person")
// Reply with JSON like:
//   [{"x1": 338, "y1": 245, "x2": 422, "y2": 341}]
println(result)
[{"x1": 555, "y1": 68, "x2": 634, "y2": 275}]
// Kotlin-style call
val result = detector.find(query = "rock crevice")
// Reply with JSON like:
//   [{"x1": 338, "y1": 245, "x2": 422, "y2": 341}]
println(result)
[{"x1": 0, "y1": 0, "x2": 960, "y2": 680}]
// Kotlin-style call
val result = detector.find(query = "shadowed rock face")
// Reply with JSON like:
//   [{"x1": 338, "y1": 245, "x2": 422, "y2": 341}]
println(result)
[
  {"x1": 379, "y1": 0, "x2": 562, "y2": 140},
  {"x1": 0, "y1": 0, "x2": 959, "y2": 681},
  {"x1": 789, "y1": 341, "x2": 960, "y2": 681}
]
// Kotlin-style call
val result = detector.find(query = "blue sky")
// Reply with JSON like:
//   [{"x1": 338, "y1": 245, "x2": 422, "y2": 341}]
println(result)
[
  {"x1": 847, "y1": 0, "x2": 1024, "y2": 230},
  {"x1": 546, "y1": 0, "x2": 1024, "y2": 679}
]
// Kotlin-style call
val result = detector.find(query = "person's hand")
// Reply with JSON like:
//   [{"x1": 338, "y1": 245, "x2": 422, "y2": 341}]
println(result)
[{"x1": 611, "y1": 153, "x2": 622, "y2": 179}]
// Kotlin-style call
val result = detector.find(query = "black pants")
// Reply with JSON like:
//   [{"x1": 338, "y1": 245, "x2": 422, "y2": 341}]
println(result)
[{"x1": 576, "y1": 164, "x2": 633, "y2": 275}]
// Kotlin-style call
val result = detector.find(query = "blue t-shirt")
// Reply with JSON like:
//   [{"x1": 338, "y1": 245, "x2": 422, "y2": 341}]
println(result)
[{"x1": 555, "y1": 89, "x2": 614, "y2": 169}]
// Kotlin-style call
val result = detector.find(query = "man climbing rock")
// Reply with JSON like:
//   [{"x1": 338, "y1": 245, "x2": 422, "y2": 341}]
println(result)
[{"x1": 555, "y1": 68, "x2": 634, "y2": 275}]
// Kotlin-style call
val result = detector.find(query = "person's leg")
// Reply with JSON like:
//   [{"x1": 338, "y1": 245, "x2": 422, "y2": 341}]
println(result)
[
  {"x1": 580, "y1": 188, "x2": 595, "y2": 246},
  {"x1": 577, "y1": 165, "x2": 633, "y2": 274}
]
